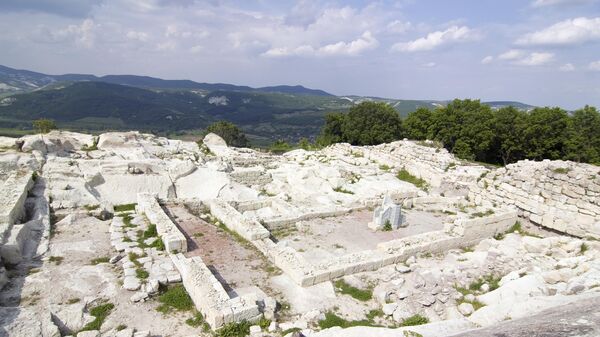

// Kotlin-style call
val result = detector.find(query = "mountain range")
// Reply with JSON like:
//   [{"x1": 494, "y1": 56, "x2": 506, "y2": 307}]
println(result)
[{"x1": 0, "y1": 65, "x2": 535, "y2": 143}]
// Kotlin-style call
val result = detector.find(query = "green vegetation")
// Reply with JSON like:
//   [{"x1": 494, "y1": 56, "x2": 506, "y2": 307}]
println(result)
[
  {"x1": 553, "y1": 167, "x2": 571, "y2": 174},
  {"x1": 80, "y1": 302, "x2": 114, "y2": 332},
  {"x1": 114, "y1": 203, "x2": 136, "y2": 212},
  {"x1": 84, "y1": 204, "x2": 99, "y2": 211},
  {"x1": 471, "y1": 210, "x2": 495, "y2": 218},
  {"x1": 379, "y1": 164, "x2": 391, "y2": 171},
  {"x1": 334, "y1": 279, "x2": 373, "y2": 301},
  {"x1": 403, "y1": 101, "x2": 600, "y2": 166},
  {"x1": 317, "y1": 101, "x2": 403, "y2": 146},
  {"x1": 32, "y1": 118, "x2": 56, "y2": 134},
  {"x1": 269, "y1": 139, "x2": 292, "y2": 153},
  {"x1": 396, "y1": 168, "x2": 429, "y2": 191},
  {"x1": 581, "y1": 243, "x2": 589, "y2": 254},
  {"x1": 48, "y1": 256, "x2": 64, "y2": 265},
  {"x1": 205, "y1": 121, "x2": 249, "y2": 147},
  {"x1": 382, "y1": 220, "x2": 392, "y2": 232},
  {"x1": 82, "y1": 137, "x2": 99, "y2": 151},
  {"x1": 156, "y1": 284, "x2": 194, "y2": 314},
  {"x1": 185, "y1": 311, "x2": 210, "y2": 332},
  {"x1": 90, "y1": 257, "x2": 110, "y2": 265},
  {"x1": 400, "y1": 314, "x2": 429, "y2": 327},
  {"x1": 217, "y1": 320, "x2": 251, "y2": 337},
  {"x1": 136, "y1": 268, "x2": 149, "y2": 279},
  {"x1": 333, "y1": 186, "x2": 354, "y2": 194}
]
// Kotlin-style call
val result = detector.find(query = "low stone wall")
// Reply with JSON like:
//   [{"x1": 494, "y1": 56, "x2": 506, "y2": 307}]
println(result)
[
  {"x1": 208, "y1": 200, "x2": 270, "y2": 241},
  {"x1": 136, "y1": 193, "x2": 187, "y2": 253},
  {"x1": 470, "y1": 160, "x2": 600, "y2": 238},
  {"x1": 0, "y1": 171, "x2": 34, "y2": 228},
  {"x1": 171, "y1": 254, "x2": 260, "y2": 329}
]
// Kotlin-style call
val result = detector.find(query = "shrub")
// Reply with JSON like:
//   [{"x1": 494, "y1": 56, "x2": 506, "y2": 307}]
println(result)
[{"x1": 382, "y1": 220, "x2": 392, "y2": 232}]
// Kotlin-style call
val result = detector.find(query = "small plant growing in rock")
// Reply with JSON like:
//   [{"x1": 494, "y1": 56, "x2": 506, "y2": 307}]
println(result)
[
  {"x1": 382, "y1": 220, "x2": 392, "y2": 232},
  {"x1": 396, "y1": 168, "x2": 429, "y2": 191},
  {"x1": 400, "y1": 314, "x2": 429, "y2": 327},
  {"x1": 333, "y1": 186, "x2": 354, "y2": 194},
  {"x1": 80, "y1": 302, "x2": 114, "y2": 332},
  {"x1": 553, "y1": 167, "x2": 570, "y2": 174},
  {"x1": 217, "y1": 320, "x2": 251, "y2": 337},
  {"x1": 334, "y1": 279, "x2": 373, "y2": 301},
  {"x1": 114, "y1": 203, "x2": 137, "y2": 212},
  {"x1": 90, "y1": 257, "x2": 110, "y2": 265},
  {"x1": 156, "y1": 284, "x2": 194, "y2": 314},
  {"x1": 48, "y1": 256, "x2": 64, "y2": 265},
  {"x1": 581, "y1": 243, "x2": 589, "y2": 255}
]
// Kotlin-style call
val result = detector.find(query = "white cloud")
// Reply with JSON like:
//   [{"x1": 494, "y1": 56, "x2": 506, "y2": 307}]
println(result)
[
  {"x1": 590, "y1": 60, "x2": 600, "y2": 70},
  {"x1": 498, "y1": 49, "x2": 525, "y2": 60},
  {"x1": 481, "y1": 56, "x2": 493, "y2": 64},
  {"x1": 387, "y1": 20, "x2": 411, "y2": 34},
  {"x1": 423, "y1": 62, "x2": 436, "y2": 67},
  {"x1": 559, "y1": 63, "x2": 576, "y2": 71},
  {"x1": 126, "y1": 30, "x2": 149, "y2": 42},
  {"x1": 391, "y1": 25, "x2": 477, "y2": 52},
  {"x1": 514, "y1": 52, "x2": 554, "y2": 66},
  {"x1": 262, "y1": 31, "x2": 378, "y2": 57},
  {"x1": 531, "y1": 0, "x2": 597, "y2": 7},
  {"x1": 516, "y1": 17, "x2": 600, "y2": 46}
]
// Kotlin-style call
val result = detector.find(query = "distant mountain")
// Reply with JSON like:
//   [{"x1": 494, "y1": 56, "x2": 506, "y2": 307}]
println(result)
[
  {"x1": 484, "y1": 101, "x2": 536, "y2": 111},
  {"x1": 0, "y1": 64, "x2": 333, "y2": 97},
  {"x1": 0, "y1": 64, "x2": 539, "y2": 143}
]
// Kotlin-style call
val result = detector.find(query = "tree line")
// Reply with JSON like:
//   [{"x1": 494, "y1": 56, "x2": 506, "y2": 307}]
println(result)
[{"x1": 318, "y1": 99, "x2": 600, "y2": 166}]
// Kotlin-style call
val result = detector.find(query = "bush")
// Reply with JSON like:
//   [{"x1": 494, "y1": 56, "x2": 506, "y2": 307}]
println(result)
[
  {"x1": 382, "y1": 220, "x2": 392, "y2": 232},
  {"x1": 205, "y1": 121, "x2": 249, "y2": 147}
]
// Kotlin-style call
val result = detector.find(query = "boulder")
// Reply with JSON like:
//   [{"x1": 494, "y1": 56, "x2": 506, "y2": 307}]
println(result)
[{"x1": 458, "y1": 303, "x2": 474, "y2": 316}]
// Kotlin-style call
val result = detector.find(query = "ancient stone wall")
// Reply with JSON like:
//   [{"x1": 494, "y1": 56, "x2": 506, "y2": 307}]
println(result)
[
  {"x1": 136, "y1": 193, "x2": 187, "y2": 253},
  {"x1": 208, "y1": 200, "x2": 270, "y2": 240},
  {"x1": 470, "y1": 160, "x2": 600, "y2": 238}
]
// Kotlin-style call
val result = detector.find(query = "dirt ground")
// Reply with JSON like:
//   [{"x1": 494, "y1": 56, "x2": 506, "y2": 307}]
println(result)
[
  {"x1": 0, "y1": 213, "x2": 201, "y2": 336},
  {"x1": 164, "y1": 204, "x2": 280, "y2": 297},
  {"x1": 278, "y1": 209, "x2": 447, "y2": 265}
]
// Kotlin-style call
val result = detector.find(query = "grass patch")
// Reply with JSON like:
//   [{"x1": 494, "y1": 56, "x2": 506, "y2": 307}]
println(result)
[
  {"x1": 114, "y1": 203, "x2": 136, "y2": 213},
  {"x1": 90, "y1": 257, "x2": 110, "y2": 265},
  {"x1": 281, "y1": 327, "x2": 302, "y2": 335},
  {"x1": 504, "y1": 221, "x2": 541, "y2": 238},
  {"x1": 334, "y1": 279, "x2": 372, "y2": 301},
  {"x1": 318, "y1": 311, "x2": 376, "y2": 329},
  {"x1": 136, "y1": 268, "x2": 149, "y2": 279},
  {"x1": 382, "y1": 220, "x2": 392, "y2": 232},
  {"x1": 142, "y1": 223, "x2": 158, "y2": 238},
  {"x1": 48, "y1": 256, "x2": 64, "y2": 265},
  {"x1": 84, "y1": 204, "x2": 99, "y2": 211},
  {"x1": 400, "y1": 314, "x2": 429, "y2": 327},
  {"x1": 121, "y1": 214, "x2": 135, "y2": 228},
  {"x1": 396, "y1": 168, "x2": 429, "y2": 191},
  {"x1": 553, "y1": 167, "x2": 570, "y2": 174},
  {"x1": 379, "y1": 164, "x2": 391, "y2": 171},
  {"x1": 217, "y1": 320, "x2": 251, "y2": 337},
  {"x1": 66, "y1": 298, "x2": 80, "y2": 304},
  {"x1": 80, "y1": 302, "x2": 114, "y2": 332},
  {"x1": 333, "y1": 186, "x2": 354, "y2": 194},
  {"x1": 471, "y1": 209, "x2": 494, "y2": 218},
  {"x1": 185, "y1": 311, "x2": 210, "y2": 332},
  {"x1": 156, "y1": 284, "x2": 194, "y2": 314},
  {"x1": 581, "y1": 243, "x2": 589, "y2": 254}
]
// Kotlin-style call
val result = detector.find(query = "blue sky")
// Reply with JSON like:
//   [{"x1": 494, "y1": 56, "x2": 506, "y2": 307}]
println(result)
[{"x1": 0, "y1": 0, "x2": 599, "y2": 109}]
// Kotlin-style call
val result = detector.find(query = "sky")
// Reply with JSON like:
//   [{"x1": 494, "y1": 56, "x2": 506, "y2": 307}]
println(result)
[{"x1": 0, "y1": 0, "x2": 599, "y2": 109}]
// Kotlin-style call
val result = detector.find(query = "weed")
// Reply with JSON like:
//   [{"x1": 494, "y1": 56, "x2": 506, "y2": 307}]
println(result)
[
  {"x1": 333, "y1": 186, "x2": 354, "y2": 194},
  {"x1": 80, "y1": 302, "x2": 114, "y2": 332},
  {"x1": 396, "y1": 168, "x2": 429, "y2": 191},
  {"x1": 553, "y1": 167, "x2": 570, "y2": 174},
  {"x1": 379, "y1": 164, "x2": 391, "y2": 171},
  {"x1": 493, "y1": 232, "x2": 505, "y2": 240},
  {"x1": 382, "y1": 220, "x2": 392, "y2": 232},
  {"x1": 90, "y1": 257, "x2": 110, "y2": 265},
  {"x1": 114, "y1": 203, "x2": 136, "y2": 213},
  {"x1": 334, "y1": 279, "x2": 372, "y2": 301},
  {"x1": 258, "y1": 316, "x2": 271, "y2": 330},
  {"x1": 185, "y1": 311, "x2": 205, "y2": 327},
  {"x1": 116, "y1": 324, "x2": 127, "y2": 331},
  {"x1": 581, "y1": 243, "x2": 589, "y2": 254},
  {"x1": 400, "y1": 314, "x2": 429, "y2": 327},
  {"x1": 48, "y1": 256, "x2": 64, "y2": 265},
  {"x1": 66, "y1": 298, "x2": 80, "y2": 304},
  {"x1": 471, "y1": 210, "x2": 494, "y2": 218},
  {"x1": 84, "y1": 204, "x2": 100, "y2": 211},
  {"x1": 217, "y1": 320, "x2": 251, "y2": 337},
  {"x1": 136, "y1": 268, "x2": 149, "y2": 279},
  {"x1": 156, "y1": 285, "x2": 194, "y2": 314},
  {"x1": 318, "y1": 312, "x2": 374, "y2": 329}
]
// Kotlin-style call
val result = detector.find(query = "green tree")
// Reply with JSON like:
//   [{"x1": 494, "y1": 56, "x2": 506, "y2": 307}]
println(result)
[
  {"x1": 490, "y1": 106, "x2": 528, "y2": 165},
  {"x1": 205, "y1": 121, "x2": 249, "y2": 147},
  {"x1": 269, "y1": 139, "x2": 292, "y2": 153},
  {"x1": 298, "y1": 138, "x2": 312, "y2": 150},
  {"x1": 340, "y1": 101, "x2": 403, "y2": 145},
  {"x1": 523, "y1": 107, "x2": 571, "y2": 160},
  {"x1": 32, "y1": 118, "x2": 56, "y2": 134},
  {"x1": 403, "y1": 107, "x2": 434, "y2": 140},
  {"x1": 316, "y1": 112, "x2": 346, "y2": 146},
  {"x1": 565, "y1": 105, "x2": 600, "y2": 164}
]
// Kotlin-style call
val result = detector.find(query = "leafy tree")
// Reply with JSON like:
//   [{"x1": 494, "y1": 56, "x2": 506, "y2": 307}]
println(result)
[
  {"x1": 316, "y1": 113, "x2": 346, "y2": 146},
  {"x1": 523, "y1": 107, "x2": 571, "y2": 160},
  {"x1": 32, "y1": 118, "x2": 56, "y2": 134},
  {"x1": 403, "y1": 107, "x2": 434, "y2": 140},
  {"x1": 269, "y1": 139, "x2": 292, "y2": 153},
  {"x1": 341, "y1": 101, "x2": 403, "y2": 146},
  {"x1": 565, "y1": 105, "x2": 600, "y2": 164},
  {"x1": 298, "y1": 138, "x2": 313, "y2": 150},
  {"x1": 205, "y1": 121, "x2": 249, "y2": 147},
  {"x1": 490, "y1": 106, "x2": 527, "y2": 165}
]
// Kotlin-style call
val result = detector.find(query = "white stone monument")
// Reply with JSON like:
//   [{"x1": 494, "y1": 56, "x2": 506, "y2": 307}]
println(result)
[{"x1": 369, "y1": 195, "x2": 404, "y2": 231}]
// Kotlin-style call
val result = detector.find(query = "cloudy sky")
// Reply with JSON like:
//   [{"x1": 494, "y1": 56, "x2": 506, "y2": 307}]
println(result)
[{"x1": 1, "y1": 0, "x2": 599, "y2": 109}]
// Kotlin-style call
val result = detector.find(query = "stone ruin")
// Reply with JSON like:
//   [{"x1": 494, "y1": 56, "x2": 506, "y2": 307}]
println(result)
[
  {"x1": 1, "y1": 130, "x2": 600, "y2": 337},
  {"x1": 369, "y1": 194, "x2": 404, "y2": 231}
]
